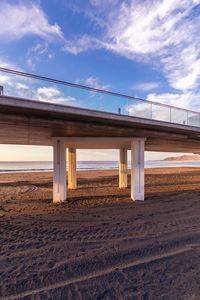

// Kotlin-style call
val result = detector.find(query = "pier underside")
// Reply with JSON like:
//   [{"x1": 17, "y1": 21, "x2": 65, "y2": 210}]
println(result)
[
  {"x1": 1, "y1": 95, "x2": 200, "y2": 202},
  {"x1": 1, "y1": 96, "x2": 200, "y2": 152}
]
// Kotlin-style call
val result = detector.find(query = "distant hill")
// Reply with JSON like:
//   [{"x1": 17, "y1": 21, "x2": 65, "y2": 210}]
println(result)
[{"x1": 162, "y1": 154, "x2": 200, "y2": 161}]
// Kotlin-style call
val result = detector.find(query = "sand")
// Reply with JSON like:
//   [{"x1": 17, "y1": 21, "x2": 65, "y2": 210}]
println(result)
[{"x1": 0, "y1": 168, "x2": 200, "y2": 299}]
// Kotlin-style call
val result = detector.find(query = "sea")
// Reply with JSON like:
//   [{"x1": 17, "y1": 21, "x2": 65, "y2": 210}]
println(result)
[{"x1": 0, "y1": 161, "x2": 200, "y2": 173}]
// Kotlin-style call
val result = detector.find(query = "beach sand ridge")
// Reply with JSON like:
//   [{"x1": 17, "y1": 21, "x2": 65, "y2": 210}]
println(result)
[{"x1": 0, "y1": 168, "x2": 200, "y2": 299}]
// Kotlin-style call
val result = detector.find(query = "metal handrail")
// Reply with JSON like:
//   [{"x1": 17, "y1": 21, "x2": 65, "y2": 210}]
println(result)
[{"x1": 0, "y1": 67, "x2": 199, "y2": 116}]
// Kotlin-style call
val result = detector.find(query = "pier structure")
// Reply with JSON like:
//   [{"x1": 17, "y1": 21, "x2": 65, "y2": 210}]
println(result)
[
  {"x1": 53, "y1": 137, "x2": 145, "y2": 203},
  {"x1": 1, "y1": 95, "x2": 200, "y2": 203},
  {"x1": 1, "y1": 68, "x2": 200, "y2": 203}
]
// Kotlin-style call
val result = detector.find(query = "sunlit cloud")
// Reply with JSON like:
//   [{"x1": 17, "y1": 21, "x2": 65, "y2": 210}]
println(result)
[
  {"x1": 0, "y1": 74, "x2": 13, "y2": 87},
  {"x1": 28, "y1": 42, "x2": 49, "y2": 56},
  {"x1": 0, "y1": 57, "x2": 19, "y2": 70},
  {"x1": 126, "y1": 90, "x2": 200, "y2": 125},
  {"x1": 27, "y1": 40, "x2": 56, "y2": 70},
  {"x1": 16, "y1": 83, "x2": 29, "y2": 90},
  {"x1": 0, "y1": 71, "x2": 36, "y2": 98},
  {"x1": 0, "y1": 2, "x2": 63, "y2": 42},
  {"x1": 35, "y1": 86, "x2": 76, "y2": 104},
  {"x1": 64, "y1": 0, "x2": 200, "y2": 93},
  {"x1": 127, "y1": 101, "x2": 152, "y2": 119},
  {"x1": 85, "y1": 76, "x2": 110, "y2": 90},
  {"x1": 62, "y1": 35, "x2": 101, "y2": 55},
  {"x1": 26, "y1": 58, "x2": 36, "y2": 71},
  {"x1": 0, "y1": 57, "x2": 20, "y2": 91},
  {"x1": 0, "y1": 67, "x2": 75, "y2": 105},
  {"x1": 104, "y1": 0, "x2": 200, "y2": 91},
  {"x1": 146, "y1": 92, "x2": 200, "y2": 110},
  {"x1": 146, "y1": 91, "x2": 200, "y2": 125},
  {"x1": 0, "y1": 1, "x2": 64, "y2": 70},
  {"x1": 131, "y1": 82, "x2": 160, "y2": 91}
]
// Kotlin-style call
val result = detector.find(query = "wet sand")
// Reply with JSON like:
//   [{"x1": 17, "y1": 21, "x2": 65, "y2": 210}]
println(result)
[{"x1": 0, "y1": 168, "x2": 200, "y2": 299}]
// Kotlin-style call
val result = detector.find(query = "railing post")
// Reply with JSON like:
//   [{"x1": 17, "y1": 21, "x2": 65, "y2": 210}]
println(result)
[
  {"x1": 100, "y1": 95, "x2": 103, "y2": 111},
  {"x1": 150, "y1": 103, "x2": 152, "y2": 119},
  {"x1": 0, "y1": 86, "x2": 3, "y2": 95}
]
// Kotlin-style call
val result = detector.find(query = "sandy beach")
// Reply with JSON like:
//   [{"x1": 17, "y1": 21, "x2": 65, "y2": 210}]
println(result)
[{"x1": 0, "y1": 167, "x2": 200, "y2": 299}]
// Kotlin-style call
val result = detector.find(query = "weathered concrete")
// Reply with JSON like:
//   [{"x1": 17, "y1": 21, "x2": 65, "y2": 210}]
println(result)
[
  {"x1": 53, "y1": 136, "x2": 146, "y2": 201},
  {"x1": 53, "y1": 138, "x2": 66, "y2": 203},
  {"x1": 131, "y1": 139, "x2": 145, "y2": 201},
  {"x1": 68, "y1": 148, "x2": 77, "y2": 190},
  {"x1": 119, "y1": 147, "x2": 127, "y2": 188}
]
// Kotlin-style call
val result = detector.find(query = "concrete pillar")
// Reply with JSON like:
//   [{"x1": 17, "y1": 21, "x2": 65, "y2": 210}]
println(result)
[
  {"x1": 68, "y1": 148, "x2": 77, "y2": 189},
  {"x1": 131, "y1": 139, "x2": 145, "y2": 200},
  {"x1": 53, "y1": 138, "x2": 66, "y2": 203},
  {"x1": 119, "y1": 147, "x2": 127, "y2": 188}
]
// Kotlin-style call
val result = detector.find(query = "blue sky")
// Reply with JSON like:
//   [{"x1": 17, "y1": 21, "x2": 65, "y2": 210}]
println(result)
[{"x1": 0, "y1": 0, "x2": 200, "y2": 161}]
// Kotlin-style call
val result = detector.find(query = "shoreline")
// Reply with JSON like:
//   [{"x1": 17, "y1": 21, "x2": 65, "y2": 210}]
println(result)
[
  {"x1": 1, "y1": 160, "x2": 200, "y2": 173},
  {"x1": 0, "y1": 165, "x2": 200, "y2": 176}
]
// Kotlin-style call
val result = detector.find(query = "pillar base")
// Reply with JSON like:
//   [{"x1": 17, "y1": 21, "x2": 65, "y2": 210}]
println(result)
[
  {"x1": 53, "y1": 138, "x2": 67, "y2": 203},
  {"x1": 68, "y1": 148, "x2": 77, "y2": 189},
  {"x1": 119, "y1": 147, "x2": 127, "y2": 188},
  {"x1": 131, "y1": 139, "x2": 145, "y2": 201}
]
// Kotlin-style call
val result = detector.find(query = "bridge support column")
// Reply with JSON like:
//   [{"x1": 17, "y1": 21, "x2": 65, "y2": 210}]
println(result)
[
  {"x1": 53, "y1": 138, "x2": 66, "y2": 203},
  {"x1": 119, "y1": 147, "x2": 127, "y2": 188},
  {"x1": 131, "y1": 139, "x2": 145, "y2": 200},
  {"x1": 68, "y1": 148, "x2": 77, "y2": 189}
]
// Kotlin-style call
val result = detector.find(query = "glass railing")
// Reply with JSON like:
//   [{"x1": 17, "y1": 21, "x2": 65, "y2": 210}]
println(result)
[{"x1": 0, "y1": 67, "x2": 200, "y2": 127}]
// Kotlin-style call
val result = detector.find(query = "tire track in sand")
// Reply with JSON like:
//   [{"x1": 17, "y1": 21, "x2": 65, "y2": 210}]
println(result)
[{"x1": 3, "y1": 244, "x2": 198, "y2": 300}]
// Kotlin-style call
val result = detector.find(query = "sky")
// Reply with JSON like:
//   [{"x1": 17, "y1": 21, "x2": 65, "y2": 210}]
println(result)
[{"x1": 0, "y1": 0, "x2": 200, "y2": 161}]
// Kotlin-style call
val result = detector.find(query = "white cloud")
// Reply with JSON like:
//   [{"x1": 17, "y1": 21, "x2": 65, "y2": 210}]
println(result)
[
  {"x1": 48, "y1": 53, "x2": 55, "y2": 60},
  {"x1": 126, "y1": 90, "x2": 200, "y2": 124},
  {"x1": 85, "y1": 77, "x2": 110, "y2": 90},
  {"x1": 26, "y1": 58, "x2": 36, "y2": 71},
  {"x1": 0, "y1": 2, "x2": 63, "y2": 42},
  {"x1": 28, "y1": 42, "x2": 49, "y2": 56},
  {"x1": 131, "y1": 82, "x2": 160, "y2": 91},
  {"x1": 0, "y1": 57, "x2": 21, "y2": 91},
  {"x1": 104, "y1": 0, "x2": 200, "y2": 91},
  {"x1": 127, "y1": 101, "x2": 152, "y2": 119},
  {"x1": 147, "y1": 91, "x2": 200, "y2": 125},
  {"x1": 0, "y1": 74, "x2": 12, "y2": 87},
  {"x1": 27, "y1": 41, "x2": 51, "y2": 70},
  {"x1": 0, "y1": 69, "x2": 32, "y2": 98},
  {"x1": 0, "y1": 59, "x2": 76, "y2": 103},
  {"x1": 146, "y1": 92, "x2": 200, "y2": 110},
  {"x1": 16, "y1": 83, "x2": 28, "y2": 90},
  {"x1": 104, "y1": 0, "x2": 199, "y2": 55},
  {"x1": 0, "y1": 57, "x2": 19, "y2": 70},
  {"x1": 62, "y1": 35, "x2": 101, "y2": 55},
  {"x1": 66, "y1": 0, "x2": 200, "y2": 93},
  {"x1": 35, "y1": 86, "x2": 76, "y2": 104}
]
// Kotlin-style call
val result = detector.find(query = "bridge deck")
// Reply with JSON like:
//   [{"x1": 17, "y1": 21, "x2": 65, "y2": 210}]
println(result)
[{"x1": 0, "y1": 95, "x2": 200, "y2": 153}]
